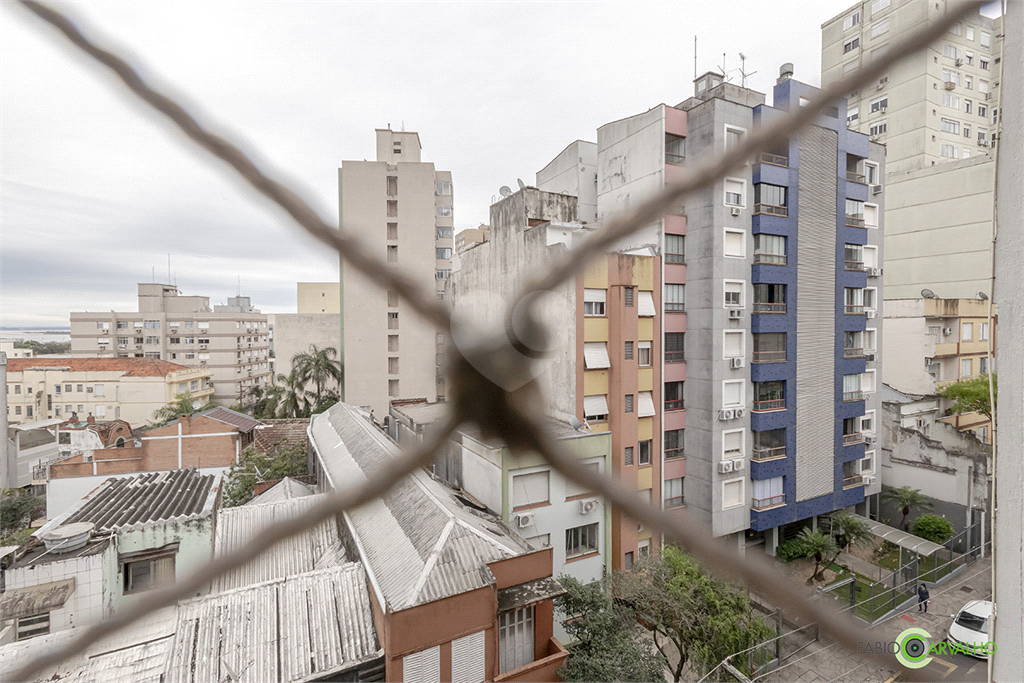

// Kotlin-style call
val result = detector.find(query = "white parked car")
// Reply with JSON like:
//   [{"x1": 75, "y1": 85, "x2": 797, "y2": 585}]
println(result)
[{"x1": 947, "y1": 600, "x2": 993, "y2": 658}]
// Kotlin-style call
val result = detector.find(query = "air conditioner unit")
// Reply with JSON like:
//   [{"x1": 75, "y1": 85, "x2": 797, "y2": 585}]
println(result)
[
  {"x1": 199, "y1": 344, "x2": 207, "y2": 350},
  {"x1": 732, "y1": 459, "x2": 746, "y2": 472},
  {"x1": 865, "y1": 310, "x2": 877, "y2": 319},
  {"x1": 865, "y1": 353, "x2": 876, "y2": 361},
  {"x1": 718, "y1": 461, "x2": 735, "y2": 474},
  {"x1": 723, "y1": 408, "x2": 736, "y2": 420},
  {"x1": 869, "y1": 134, "x2": 880, "y2": 142},
  {"x1": 135, "y1": 345, "x2": 143, "y2": 349},
  {"x1": 579, "y1": 498, "x2": 600, "y2": 515},
  {"x1": 730, "y1": 357, "x2": 745, "y2": 369},
  {"x1": 955, "y1": 58, "x2": 963, "y2": 67},
  {"x1": 876, "y1": 82, "x2": 885, "y2": 90},
  {"x1": 871, "y1": 184, "x2": 883, "y2": 195},
  {"x1": 734, "y1": 407, "x2": 746, "y2": 419},
  {"x1": 944, "y1": 81, "x2": 956, "y2": 91},
  {"x1": 943, "y1": 327, "x2": 953, "y2": 336},
  {"x1": 865, "y1": 435, "x2": 877, "y2": 444},
  {"x1": 516, "y1": 512, "x2": 535, "y2": 529},
  {"x1": 862, "y1": 475, "x2": 876, "y2": 486},
  {"x1": 728, "y1": 309, "x2": 743, "y2": 319},
  {"x1": 879, "y1": 106, "x2": 887, "y2": 113},
  {"x1": 978, "y1": 140, "x2": 990, "y2": 147},
  {"x1": 118, "y1": 344, "x2": 126, "y2": 349},
  {"x1": 984, "y1": 92, "x2": 992, "y2": 100},
  {"x1": 730, "y1": 207, "x2": 741, "y2": 217}
]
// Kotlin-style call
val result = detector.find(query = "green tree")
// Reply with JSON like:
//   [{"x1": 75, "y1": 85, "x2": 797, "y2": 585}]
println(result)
[
  {"x1": 14, "y1": 340, "x2": 71, "y2": 355},
  {"x1": 882, "y1": 486, "x2": 934, "y2": 531},
  {"x1": 941, "y1": 373, "x2": 996, "y2": 420},
  {"x1": 823, "y1": 511, "x2": 874, "y2": 557},
  {"x1": 291, "y1": 345, "x2": 344, "y2": 407},
  {"x1": 150, "y1": 390, "x2": 217, "y2": 427},
  {"x1": 796, "y1": 529, "x2": 838, "y2": 584},
  {"x1": 911, "y1": 514, "x2": 954, "y2": 544},
  {"x1": 1, "y1": 490, "x2": 45, "y2": 538},
  {"x1": 221, "y1": 444, "x2": 309, "y2": 507},
  {"x1": 611, "y1": 546, "x2": 774, "y2": 681},
  {"x1": 554, "y1": 575, "x2": 665, "y2": 683},
  {"x1": 267, "y1": 371, "x2": 309, "y2": 418}
]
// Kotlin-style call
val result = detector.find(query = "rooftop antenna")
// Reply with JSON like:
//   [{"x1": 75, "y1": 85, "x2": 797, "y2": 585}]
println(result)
[
  {"x1": 167, "y1": 253, "x2": 171, "y2": 283},
  {"x1": 721, "y1": 52, "x2": 728, "y2": 80},
  {"x1": 237, "y1": 275, "x2": 241, "y2": 297},
  {"x1": 694, "y1": 35, "x2": 697, "y2": 80},
  {"x1": 738, "y1": 53, "x2": 757, "y2": 89},
  {"x1": 152, "y1": 266, "x2": 155, "y2": 283},
  {"x1": 401, "y1": 121, "x2": 405, "y2": 132}
]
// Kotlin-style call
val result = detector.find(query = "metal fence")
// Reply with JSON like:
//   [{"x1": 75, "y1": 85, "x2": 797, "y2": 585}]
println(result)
[{"x1": 9, "y1": 1, "x2": 985, "y2": 680}]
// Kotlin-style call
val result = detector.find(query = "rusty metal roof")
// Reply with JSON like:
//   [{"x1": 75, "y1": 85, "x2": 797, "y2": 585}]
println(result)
[
  {"x1": 0, "y1": 578, "x2": 76, "y2": 620},
  {"x1": 167, "y1": 564, "x2": 381, "y2": 683},
  {"x1": 195, "y1": 406, "x2": 262, "y2": 433},
  {"x1": 309, "y1": 403, "x2": 532, "y2": 613},
  {"x1": 54, "y1": 469, "x2": 219, "y2": 532}
]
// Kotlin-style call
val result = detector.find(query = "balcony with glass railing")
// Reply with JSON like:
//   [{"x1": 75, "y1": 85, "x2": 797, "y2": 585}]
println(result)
[
  {"x1": 753, "y1": 302, "x2": 787, "y2": 314},
  {"x1": 843, "y1": 390, "x2": 864, "y2": 402},
  {"x1": 759, "y1": 152, "x2": 789, "y2": 167},
  {"x1": 752, "y1": 350, "x2": 786, "y2": 363},
  {"x1": 843, "y1": 431, "x2": 864, "y2": 446},
  {"x1": 752, "y1": 494, "x2": 786, "y2": 510},
  {"x1": 846, "y1": 171, "x2": 867, "y2": 184},
  {"x1": 754, "y1": 253, "x2": 787, "y2": 265},
  {"x1": 845, "y1": 260, "x2": 865, "y2": 271},
  {"x1": 844, "y1": 304, "x2": 864, "y2": 315},
  {"x1": 753, "y1": 203, "x2": 788, "y2": 217},
  {"x1": 751, "y1": 445, "x2": 786, "y2": 462},
  {"x1": 843, "y1": 347, "x2": 864, "y2": 358},
  {"x1": 752, "y1": 398, "x2": 786, "y2": 412}
]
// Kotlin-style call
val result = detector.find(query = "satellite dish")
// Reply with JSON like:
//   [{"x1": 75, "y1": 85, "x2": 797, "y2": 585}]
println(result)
[
  {"x1": 517, "y1": 178, "x2": 526, "y2": 190},
  {"x1": 499, "y1": 186, "x2": 512, "y2": 197},
  {"x1": 978, "y1": 292, "x2": 989, "y2": 300},
  {"x1": 569, "y1": 416, "x2": 583, "y2": 430},
  {"x1": 921, "y1": 289, "x2": 937, "y2": 299}
]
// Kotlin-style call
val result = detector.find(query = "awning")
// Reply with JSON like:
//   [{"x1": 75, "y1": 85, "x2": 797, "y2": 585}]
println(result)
[
  {"x1": 583, "y1": 343, "x2": 611, "y2": 370},
  {"x1": 638, "y1": 291, "x2": 656, "y2": 317},
  {"x1": 583, "y1": 395, "x2": 608, "y2": 418},
  {"x1": 638, "y1": 391, "x2": 656, "y2": 418},
  {"x1": 0, "y1": 578, "x2": 76, "y2": 620},
  {"x1": 853, "y1": 514, "x2": 945, "y2": 556},
  {"x1": 0, "y1": 545, "x2": 20, "y2": 560},
  {"x1": 497, "y1": 576, "x2": 565, "y2": 613}
]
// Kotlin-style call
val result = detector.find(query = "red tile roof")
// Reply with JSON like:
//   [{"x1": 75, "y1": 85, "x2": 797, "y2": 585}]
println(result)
[
  {"x1": 253, "y1": 419, "x2": 310, "y2": 454},
  {"x1": 6, "y1": 357, "x2": 191, "y2": 377}
]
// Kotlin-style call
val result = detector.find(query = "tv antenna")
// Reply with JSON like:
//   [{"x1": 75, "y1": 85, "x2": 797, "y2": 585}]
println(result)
[
  {"x1": 499, "y1": 186, "x2": 512, "y2": 198},
  {"x1": 738, "y1": 53, "x2": 757, "y2": 89}
]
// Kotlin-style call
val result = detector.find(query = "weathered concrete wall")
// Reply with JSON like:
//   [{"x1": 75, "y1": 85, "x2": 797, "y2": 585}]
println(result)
[
  {"x1": 273, "y1": 313, "x2": 343, "y2": 392},
  {"x1": 536, "y1": 140, "x2": 598, "y2": 223}
]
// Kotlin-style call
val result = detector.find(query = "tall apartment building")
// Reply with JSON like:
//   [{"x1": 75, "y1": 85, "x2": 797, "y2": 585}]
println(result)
[
  {"x1": 296, "y1": 282, "x2": 340, "y2": 314},
  {"x1": 70, "y1": 284, "x2": 270, "y2": 408},
  {"x1": 451, "y1": 187, "x2": 664, "y2": 572},
  {"x1": 340, "y1": 129, "x2": 452, "y2": 415},
  {"x1": 275, "y1": 283, "x2": 343, "y2": 395},
  {"x1": 822, "y1": 0, "x2": 1003, "y2": 298},
  {"x1": 537, "y1": 67, "x2": 885, "y2": 553}
]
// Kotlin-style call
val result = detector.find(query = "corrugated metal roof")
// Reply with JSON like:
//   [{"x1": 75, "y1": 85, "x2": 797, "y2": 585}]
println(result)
[
  {"x1": 310, "y1": 403, "x2": 532, "y2": 612},
  {"x1": 212, "y1": 494, "x2": 344, "y2": 592},
  {"x1": 54, "y1": 469, "x2": 218, "y2": 532},
  {"x1": 390, "y1": 401, "x2": 450, "y2": 426},
  {"x1": 196, "y1": 406, "x2": 262, "y2": 433},
  {"x1": 167, "y1": 564, "x2": 381, "y2": 683},
  {"x1": 244, "y1": 476, "x2": 314, "y2": 506}
]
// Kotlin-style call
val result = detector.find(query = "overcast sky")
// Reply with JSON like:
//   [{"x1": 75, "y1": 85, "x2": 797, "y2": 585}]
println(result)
[{"x1": 0, "y1": 1, "x2": 996, "y2": 328}]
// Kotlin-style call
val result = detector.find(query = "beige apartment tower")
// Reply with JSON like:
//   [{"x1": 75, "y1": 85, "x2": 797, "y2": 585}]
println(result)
[
  {"x1": 297, "y1": 282, "x2": 341, "y2": 314},
  {"x1": 70, "y1": 284, "x2": 270, "y2": 409},
  {"x1": 340, "y1": 129, "x2": 453, "y2": 415}
]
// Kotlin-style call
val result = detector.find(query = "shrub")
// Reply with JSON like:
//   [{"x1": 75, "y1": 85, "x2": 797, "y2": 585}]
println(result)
[
  {"x1": 776, "y1": 537, "x2": 810, "y2": 562},
  {"x1": 911, "y1": 514, "x2": 954, "y2": 544}
]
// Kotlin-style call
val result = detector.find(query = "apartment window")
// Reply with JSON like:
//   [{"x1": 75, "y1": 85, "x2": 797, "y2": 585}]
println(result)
[
  {"x1": 724, "y1": 229, "x2": 745, "y2": 257},
  {"x1": 943, "y1": 44, "x2": 963, "y2": 60},
  {"x1": 638, "y1": 341, "x2": 651, "y2": 367},
  {"x1": 949, "y1": 21, "x2": 963, "y2": 36},
  {"x1": 843, "y1": 373, "x2": 863, "y2": 402},
  {"x1": 167, "y1": 337, "x2": 179, "y2": 345},
  {"x1": 624, "y1": 286, "x2": 634, "y2": 307},
  {"x1": 16, "y1": 613, "x2": 50, "y2": 641},
  {"x1": 753, "y1": 380, "x2": 785, "y2": 411},
  {"x1": 843, "y1": 10, "x2": 861, "y2": 30},
  {"x1": 122, "y1": 547, "x2": 176, "y2": 594},
  {"x1": 54, "y1": 385, "x2": 61, "y2": 396},
  {"x1": 637, "y1": 391, "x2": 656, "y2": 418},
  {"x1": 753, "y1": 283, "x2": 785, "y2": 313},
  {"x1": 725, "y1": 126, "x2": 744, "y2": 152},
  {"x1": 843, "y1": 37, "x2": 860, "y2": 53},
  {"x1": 584, "y1": 288, "x2": 606, "y2": 316},
  {"x1": 665, "y1": 332, "x2": 684, "y2": 362},
  {"x1": 980, "y1": 357, "x2": 989, "y2": 374},
  {"x1": 962, "y1": 322, "x2": 973, "y2": 341},
  {"x1": 847, "y1": 105, "x2": 859, "y2": 125},
  {"x1": 871, "y1": 0, "x2": 889, "y2": 12},
  {"x1": 961, "y1": 358, "x2": 973, "y2": 378},
  {"x1": 433, "y1": 180, "x2": 453, "y2": 196},
  {"x1": 584, "y1": 395, "x2": 609, "y2": 422},
  {"x1": 965, "y1": 74, "x2": 973, "y2": 90},
  {"x1": 753, "y1": 184, "x2": 787, "y2": 216},
  {"x1": 664, "y1": 477, "x2": 685, "y2": 509},
  {"x1": 512, "y1": 470, "x2": 550, "y2": 509},
  {"x1": 180, "y1": 353, "x2": 192, "y2": 360},
  {"x1": 638, "y1": 440, "x2": 651, "y2": 466},
  {"x1": 864, "y1": 288, "x2": 877, "y2": 311},
  {"x1": 94, "y1": 384, "x2": 105, "y2": 397},
  {"x1": 860, "y1": 411, "x2": 875, "y2": 434},
  {"x1": 942, "y1": 93, "x2": 961, "y2": 110},
  {"x1": 941, "y1": 118, "x2": 961, "y2": 134},
  {"x1": 14, "y1": 406, "x2": 21, "y2": 416},
  {"x1": 386, "y1": 245, "x2": 398, "y2": 263},
  {"x1": 665, "y1": 134, "x2": 686, "y2": 164},
  {"x1": 624, "y1": 551, "x2": 634, "y2": 570},
  {"x1": 941, "y1": 143, "x2": 959, "y2": 159},
  {"x1": 870, "y1": 19, "x2": 889, "y2": 38},
  {"x1": 724, "y1": 178, "x2": 745, "y2": 207},
  {"x1": 753, "y1": 428, "x2": 786, "y2": 461},
  {"x1": 144, "y1": 320, "x2": 160, "y2": 329},
  {"x1": 625, "y1": 446, "x2": 634, "y2": 465},
  {"x1": 198, "y1": 337, "x2": 210, "y2": 345},
  {"x1": 724, "y1": 330, "x2": 744, "y2": 359},
  {"x1": 724, "y1": 281, "x2": 744, "y2": 308},
  {"x1": 144, "y1": 336, "x2": 159, "y2": 345},
  {"x1": 387, "y1": 223, "x2": 398, "y2": 239},
  {"x1": 436, "y1": 248, "x2": 452, "y2": 259},
  {"x1": 980, "y1": 322, "x2": 989, "y2": 340},
  {"x1": 753, "y1": 233, "x2": 786, "y2": 264},
  {"x1": 665, "y1": 381, "x2": 684, "y2": 411},
  {"x1": 845, "y1": 287, "x2": 865, "y2": 314},
  {"x1": 566, "y1": 523, "x2": 599, "y2": 559},
  {"x1": 723, "y1": 430, "x2": 743, "y2": 458},
  {"x1": 845, "y1": 243, "x2": 865, "y2": 270},
  {"x1": 388, "y1": 312, "x2": 399, "y2": 329},
  {"x1": 980, "y1": 31, "x2": 990, "y2": 48},
  {"x1": 435, "y1": 269, "x2": 451, "y2": 280},
  {"x1": 388, "y1": 357, "x2": 399, "y2": 375},
  {"x1": 436, "y1": 205, "x2": 453, "y2": 217},
  {"x1": 14, "y1": 385, "x2": 21, "y2": 394},
  {"x1": 116, "y1": 321, "x2": 128, "y2": 329},
  {"x1": 388, "y1": 379, "x2": 399, "y2": 397},
  {"x1": 980, "y1": 58, "x2": 989, "y2": 70},
  {"x1": 77, "y1": 384, "x2": 84, "y2": 392},
  {"x1": 624, "y1": 341, "x2": 634, "y2": 360},
  {"x1": 77, "y1": 405, "x2": 84, "y2": 413},
  {"x1": 665, "y1": 429, "x2": 684, "y2": 459},
  {"x1": 665, "y1": 234, "x2": 685, "y2": 263},
  {"x1": 722, "y1": 479, "x2": 744, "y2": 509},
  {"x1": 869, "y1": 95, "x2": 888, "y2": 113},
  {"x1": 638, "y1": 291, "x2": 655, "y2": 317},
  {"x1": 723, "y1": 379, "x2": 743, "y2": 407},
  {"x1": 25, "y1": 406, "x2": 33, "y2": 417},
  {"x1": 624, "y1": 394, "x2": 634, "y2": 414},
  {"x1": 752, "y1": 477, "x2": 785, "y2": 510},
  {"x1": 498, "y1": 606, "x2": 535, "y2": 674},
  {"x1": 665, "y1": 284, "x2": 685, "y2": 312},
  {"x1": 183, "y1": 337, "x2": 194, "y2": 345},
  {"x1": 843, "y1": 60, "x2": 858, "y2": 75},
  {"x1": 753, "y1": 332, "x2": 786, "y2": 364},
  {"x1": 869, "y1": 120, "x2": 888, "y2": 136},
  {"x1": 942, "y1": 69, "x2": 962, "y2": 86}
]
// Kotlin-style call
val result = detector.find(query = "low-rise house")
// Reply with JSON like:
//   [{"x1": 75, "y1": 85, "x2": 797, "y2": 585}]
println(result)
[
  {"x1": 252, "y1": 417, "x2": 310, "y2": 454},
  {"x1": 309, "y1": 402, "x2": 569, "y2": 682},
  {"x1": 0, "y1": 469, "x2": 219, "y2": 641}
]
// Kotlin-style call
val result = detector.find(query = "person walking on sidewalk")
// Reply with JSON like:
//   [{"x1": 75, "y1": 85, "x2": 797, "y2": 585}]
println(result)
[{"x1": 918, "y1": 583, "x2": 930, "y2": 612}]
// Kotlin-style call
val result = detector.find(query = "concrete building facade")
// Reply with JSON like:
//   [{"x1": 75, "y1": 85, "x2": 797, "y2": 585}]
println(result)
[
  {"x1": 4, "y1": 357, "x2": 213, "y2": 428},
  {"x1": 454, "y1": 224, "x2": 490, "y2": 254},
  {"x1": 69, "y1": 284, "x2": 270, "y2": 408},
  {"x1": 535, "y1": 140, "x2": 598, "y2": 224},
  {"x1": 296, "y1": 282, "x2": 341, "y2": 314},
  {"x1": 340, "y1": 129, "x2": 453, "y2": 414}
]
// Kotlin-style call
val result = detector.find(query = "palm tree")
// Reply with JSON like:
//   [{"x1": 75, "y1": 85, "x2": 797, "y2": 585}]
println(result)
[
  {"x1": 824, "y1": 511, "x2": 873, "y2": 556},
  {"x1": 882, "y1": 486, "x2": 934, "y2": 531},
  {"x1": 291, "y1": 345, "x2": 344, "y2": 406},
  {"x1": 270, "y1": 371, "x2": 309, "y2": 418},
  {"x1": 797, "y1": 528, "x2": 837, "y2": 583},
  {"x1": 150, "y1": 391, "x2": 217, "y2": 426}
]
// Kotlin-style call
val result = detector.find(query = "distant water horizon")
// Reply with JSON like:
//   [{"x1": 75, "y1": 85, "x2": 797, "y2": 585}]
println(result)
[{"x1": 1, "y1": 329, "x2": 71, "y2": 343}]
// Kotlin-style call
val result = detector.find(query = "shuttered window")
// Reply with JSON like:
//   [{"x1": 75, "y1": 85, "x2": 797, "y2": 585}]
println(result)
[
  {"x1": 724, "y1": 331, "x2": 743, "y2": 358},
  {"x1": 512, "y1": 471, "x2": 549, "y2": 509},
  {"x1": 638, "y1": 291, "x2": 656, "y2": 317},
  {"x1": 724, "y1": 230, "x2": 745, "y2": 257},
  {"x1": 566, "y1": 462, "x2": 601, "y2": 498},
  {"x1": 584, "y1": 395, "x2": 609, "y2": 421},
  {"x1": 499, "y1": 606, "x2": 535, "y2": 674},
  {"x1": 723, "y1": 430, "x2": 743, "y2": 457},
  {"x1": 583, "y1": 342, "x2": 611, "y2": 369},
  {"x1": 624, "y1": 287, "x2": 634, "y2": 307},
  {"x1": 723, "y1": 380, "x2": 743, "y2": 407},
  {"x1": 404, "y1": 645, "x2": 441, "y2": 683},
  {"x1": 625, "y1": 394, "x2": 634, "y2": 413},
  {"x1": 624, "y1": 341, "x2": 634, "y2": 360},
  {"x1": 452, "y1": 631, "x2": 486, "y2": 683},
  {"x1": 638, "y1": 391, "x2": 656, "y2": 417},
  {"x1": 638, "y1": 341, "x2": 651, "y2": 367}
]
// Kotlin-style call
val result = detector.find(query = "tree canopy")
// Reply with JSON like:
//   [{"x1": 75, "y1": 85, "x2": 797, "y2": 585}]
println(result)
[
  {"x1": 940, "y1": 373, "x2": 997, "y2": 420},
  {"x1": 150, "y1": 390, "x2": 218, "y2": 427},
  {"x1": 882, "y1": 486, "x2": 934, "y2": 531},
  {"x1": 221, "y1": 444, "x2": 309, "y2": 507}
]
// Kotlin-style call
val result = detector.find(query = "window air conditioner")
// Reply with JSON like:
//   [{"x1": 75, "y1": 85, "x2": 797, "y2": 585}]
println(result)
[
  {"x1": 879, "y1": 106, "x2": 887, "y2": 113},
  {"x1": 984, "y1": 92, "x2": 992, "y2": 100},
  {"x1": 732, "y1": 459, "x2": 746, "y2": 472},
  {"x1": 734, "y1": 407, "x2": 746, "y2": 418},
  {"x1": 516, "y1": 512, "x2": 535, "y2": 529},
  {"x1": 872, "y1": 184, "x2": 883, "y2": 195},
  {"x1": 943, "y1": 327, "x2": 953, "y2": 336},
  {"x1": 865, "y1": 310, "x2": 877, "y2": 319},
  {"x1": 719, "y1": 408, "x2": 735, "y2": 420},
  {"x1": 730, "y1": 207, "x2": 742, "y2": 217},
  {"x1": 730, "y1": 357, "x2": 745, "y2": 369},
  {"x1": 862, "y1": 475, "x2": 875, "y2": 486},
  {"x1": 718, "y1": 461, "x2": 734, "y2": 474},
  {"x1": 728, "y1": 309, "x2": 744, "y2": 319},
  {"x1": 865, "y1": 435, "x2": 877, "y2": 444},
  {"x1": 944, "y1": 81, "x2": 956, "y2": 91},
  {"x1": 865, "y1": 353, "x2": 876, "y2": 361},
  {"x1": 876, "y1": 82, "x2": 885, "y2": 90},
  {"x1": 579, "y1": 498, "x2": 600, "y2": 515}
]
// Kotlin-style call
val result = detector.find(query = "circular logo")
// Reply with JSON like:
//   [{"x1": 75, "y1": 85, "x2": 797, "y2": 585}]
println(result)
[{"x1": 895, "y1": 627, "x2": 933, "y2": 669}]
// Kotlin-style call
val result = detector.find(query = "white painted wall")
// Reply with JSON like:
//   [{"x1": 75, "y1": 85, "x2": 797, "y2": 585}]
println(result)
[{"x1": 5, "y1": 550, "x2": 106, "y2": 633}]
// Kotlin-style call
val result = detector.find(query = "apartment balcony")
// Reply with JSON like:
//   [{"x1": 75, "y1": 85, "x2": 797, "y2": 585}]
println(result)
[
  {"x1": 665, "y1": 447, "x2": 685, "y2": 460},
  {"x1": 753, "y1": 203, "x2": 788, "y2": 217},
  {"x1": 753, "y1": 303, "x2": 786, "y2": 314},
  {"x1": 753, "y1": 253, "x2": 786, "y2": 265},
  {"x1": 666, "y1": 303, "x2": 685, "y2": 313},
  {"x1": 846, "y1": 171, "x2": 867, "y2": 184},
  {"x1": 665, "y1": 152, "x2": 686, "y2": 165},
  {"x1": 845, "y1": 260, "x2": 865, "y2": 271},
  {"x1": 751, "y1": 446, "x2": 786, "y2": 462},
  {"x1": 845, "y1": 305, "x2": 865, "y2": 315},
  {"x1": 845, "y1": 215, "x2": 866, "y2": 228},
  {"x1": 843, "y1": 432, "x2": 864, "y2": 446},
  {"x1": 752, "y1": 398, "x2": 785, "y2": 412},
  {"x1": 752, "y1": 350, "x2": 786, "y2": 363},
  {"x1": 843, "y1": 390, "x2": 864, "y2": 402},
  {"x1": 752, "y1": 494, "x2": 786, "y2": 510},
  {"x1": 494, "y1": 638, "x2": 569, "y2": 683},
  {"x1": 759, "y1": 152, "x2": 788, "y2": 167},
  {"x1": 666, "y1": 351, "x2": 685, "y2": 363},
  {"x1": 665, "y1": 399, "x2": 685, "y2": 412},
  {"x1": 843, "y1": 347, "x2": 864, "y2": 358},
  {"x1": 843, "y1": 475, "x2": 864, "y2": 489}
]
